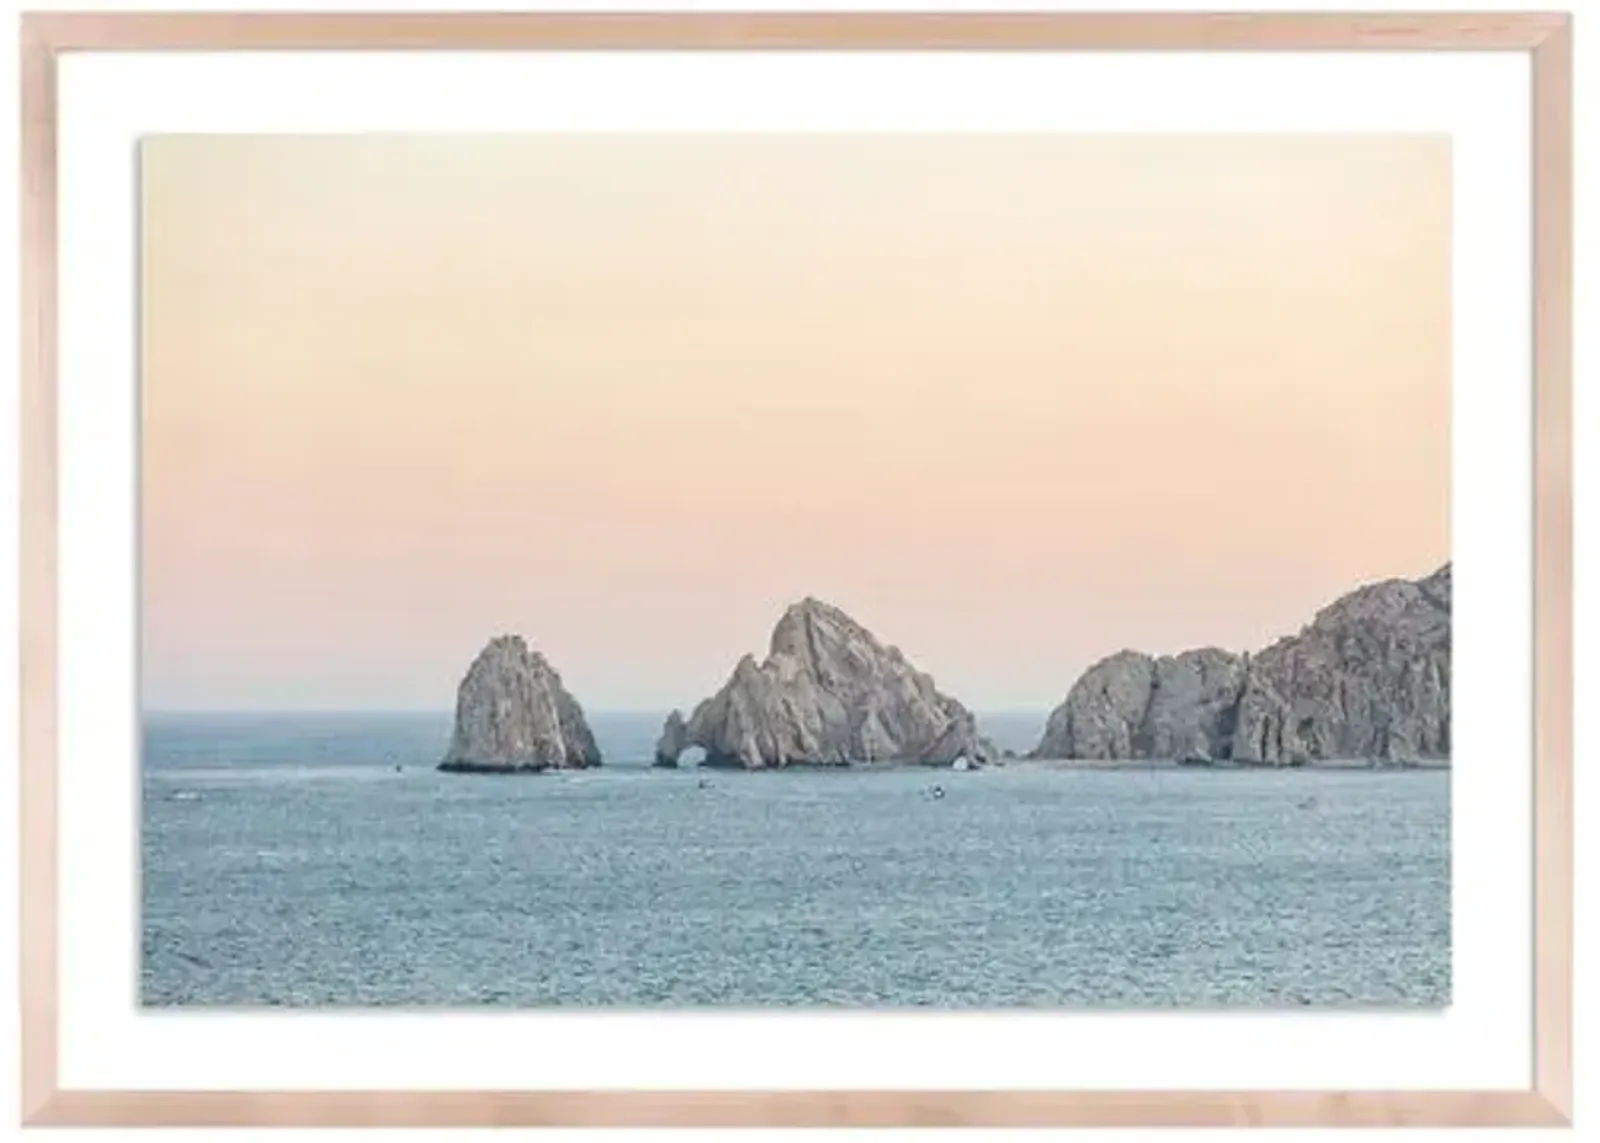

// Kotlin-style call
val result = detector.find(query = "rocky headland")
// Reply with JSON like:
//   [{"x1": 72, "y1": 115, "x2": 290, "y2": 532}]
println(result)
[
  {"x1": 439, "y1": 635, "x2": 602, "y2": 773},
  {"x1": 654, "y1": 598, "x2": 994, "y2": 770},
  {"x1": 1031, "y1": 564, "x2": 1451, "y2": 766}
]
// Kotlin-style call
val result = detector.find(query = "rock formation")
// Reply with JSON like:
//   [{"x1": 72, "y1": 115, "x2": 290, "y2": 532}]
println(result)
[
  {"x1": 1032, "y1": 564, "x2": 1450, "y2": 766},
  {"x1": 657, "y1": 597, "x2": 994, "y2": 770},
  {"x1": 653, "y1": 709, "x2": 689, "y2": 768},
  {"x1": 439, "y1": 635, "x2": 602, "y2": 773},
  {"x1": 1033, "y1": 647, "x2": 1247, "y2": 762},
  {"x1": 1232, "y1": 563, "x2": 1450, "y2": 765}
]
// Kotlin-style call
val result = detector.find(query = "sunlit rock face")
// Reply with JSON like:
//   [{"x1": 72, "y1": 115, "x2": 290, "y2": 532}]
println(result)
[
  {"x1": 440, "y1": 635, "x2": 601, "y2": 773},
  {"x1": 1032, "y1": 647, "x2": 1247, "y2": 762},
  {"x1": 659, "y1": 598, "x2": 993, "y2": 770},
  {"x1": 1232, "y1": 565, "x2": 1450, "y2": 765},
  {"x1": 1033, "y1": 565, "x2": 1451, "y2": 766}
]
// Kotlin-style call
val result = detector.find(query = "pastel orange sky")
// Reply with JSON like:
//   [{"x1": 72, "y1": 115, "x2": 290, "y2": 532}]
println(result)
[{"x1": 141, "y1": 134, "x2": 1450, "y2": 711}]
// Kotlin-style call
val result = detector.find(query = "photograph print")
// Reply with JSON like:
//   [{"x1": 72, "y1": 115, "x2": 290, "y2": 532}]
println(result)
[{"x1": 140, "y1": 134, "x2": 1450, "y2": 1009}]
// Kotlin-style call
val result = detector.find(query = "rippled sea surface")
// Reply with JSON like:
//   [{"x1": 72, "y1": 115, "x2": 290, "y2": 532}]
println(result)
[{"x1": 142, "y1": 712, "x2": 1450, "y2": 1008}]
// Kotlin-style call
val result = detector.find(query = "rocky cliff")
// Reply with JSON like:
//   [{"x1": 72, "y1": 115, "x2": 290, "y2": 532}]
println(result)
[
  {"x1": 657, "y1": 598, "x2": 993, "y2": 770},
  {"x1": 653, "y1": 709, "x2": 689, "y2": 768},
  {"x1": 1032, "y1": 564, "x2": 1450, "y2": 765},
  {"x1": 439, "y1": 635, "x2": 602, "y2": 772},
  {"x1": 1232, "y1": 563, "x2": 1451, "y2": 765},
  {"x1": 1032, "y1": 647, "x2": 1248, "y2": 762}
]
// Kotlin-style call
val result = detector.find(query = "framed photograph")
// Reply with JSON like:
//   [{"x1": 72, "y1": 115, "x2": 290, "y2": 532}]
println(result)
[{"x1": 19, "y1": 9, "x2": 1572, "y2": 1128}]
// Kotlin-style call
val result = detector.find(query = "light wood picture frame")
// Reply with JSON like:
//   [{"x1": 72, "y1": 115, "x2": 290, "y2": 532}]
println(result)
[{"x1": 18, "y1": 10, "x2": 1572, "y2": 1128}]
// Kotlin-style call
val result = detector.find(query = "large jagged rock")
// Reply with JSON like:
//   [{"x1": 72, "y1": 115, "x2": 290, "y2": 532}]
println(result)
[
  {"x1": 1031, "y1": 648, "x2": 1247, "y2": 761},
  {"x1": 658, "y1": 598, "x2": 994, "y2": 770},
  {"x1": 1032, "y1": 564, "x2": 1450, "y2": 765},
  {"x1": 1232, "y1": 564, "x2": 1450, "y2": 765},
  {"x1": 439, "y1": 635, "x2": 601, "y2": 773},
  {"x1": 1033, "y1": 650, "x2": 1155, "y2": 760}
]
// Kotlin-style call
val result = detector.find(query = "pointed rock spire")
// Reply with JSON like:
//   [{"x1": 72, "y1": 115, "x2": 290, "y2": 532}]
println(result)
[{"x1": 440, "y1": 635, "x2": 601, "y2": 773}]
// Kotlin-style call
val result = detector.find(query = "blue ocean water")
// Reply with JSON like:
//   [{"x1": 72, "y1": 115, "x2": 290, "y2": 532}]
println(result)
[{"x1": 141, "y1": 712, "x2": 1450, "y2": 1008}]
